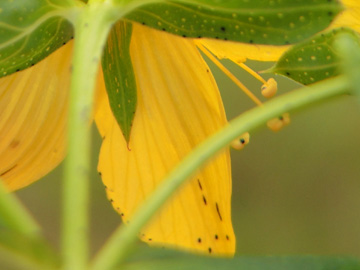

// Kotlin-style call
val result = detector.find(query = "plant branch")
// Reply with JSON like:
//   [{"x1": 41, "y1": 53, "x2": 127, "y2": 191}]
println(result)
[
  {"x1": 0, "y1": 180, "x2": 40, "y2": 237},
  {"x1": 62, "y1": 3, "x2": 113, "y2": 270}
]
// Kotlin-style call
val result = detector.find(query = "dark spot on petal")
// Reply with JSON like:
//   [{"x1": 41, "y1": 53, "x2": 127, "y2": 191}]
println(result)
[
  {"x1": 220, "y1": 26, "x2": 226, "y2": 32},
  {"x1": 208, "y1": 247, "x2": 212, "y2": 253},
  {"x1": 286, "y1": 72, "x2": 291, "y2": 76},
  {"x1": 226, "y1": 235, "x2": 230, "y2": 240},
  {"x1": 215, "y1": 234, "x2": 218, "y2": 240},
  {"x1": 197, "y1": 179, "x2": 203, "y2": 190},
  {"x1": 148, "y1": 238, "x2": 152, "y2": 241},
  {"x1": 216, "y1": 203, "x2": 222, "y2": 221},
  {"x1": 203, "y1": 195, "x2": 207, "y2": 205},
  {"x1": 0, "y1": 164, "x2": 17, "y2": 176},
  {"x1": 198, "y1": 238, "x2": 202, "y2": 243},
  {"x1": 182, "y1": 34, "x2": 187, "y2": 38}
]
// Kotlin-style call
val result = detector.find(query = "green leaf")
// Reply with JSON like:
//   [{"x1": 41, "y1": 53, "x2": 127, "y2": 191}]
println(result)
[
  {"x1": 269, "y1": 28, "x2": 360, "y2": 85},
  {"x1": 125, "y1": 0, "x2": 342, "y2": 45},
  {"x1": 102, "y1": 21, "x2": 137, "y2": 144},
  {"x1": 122, "y1": 247, "x2": 360, "y2": 270},
  {"x1": 0, "y1": 0, "x2": 77, "y2": 79}
]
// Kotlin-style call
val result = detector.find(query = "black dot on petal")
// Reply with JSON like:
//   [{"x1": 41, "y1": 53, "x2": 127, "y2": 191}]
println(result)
[
  {"x1": 286, "y1": 72, "x2": 291, "y2": 76},
  {"x1": 182, "y1": 34, "x2": 187, "y2": 38},
  {"x1": 142, "y1": 22, "x2": 146, "y2": 25},
  {"x1": 208, "y1": 247, "x2": 212, "y2": 253},
  {"x1": 203, "y1": 195, "x2": 207, "y2": 205},
  {"x1": 198, "y1": 238, "x2": 202, "y2": 243},
  {"x1": 215, "y1": 235, "x2": 218, "y2": 240},
  {"x1": 240, "y1": 138, "x2": 245, "y2": 144},
  {"x1": 226, "y1": 235, "x2": 230, "y2": 240},
  {"x1": 148, "y1": 238, "x2": 152, "y2": 241}
]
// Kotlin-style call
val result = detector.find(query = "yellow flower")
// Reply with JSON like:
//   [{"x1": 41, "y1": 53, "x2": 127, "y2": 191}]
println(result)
[
  {"x1": 1, "y1": 0, "x2": 358, "y2": 257},
  {"x1": 0, "y1": 22, "x2": 236, "y2": 255}
]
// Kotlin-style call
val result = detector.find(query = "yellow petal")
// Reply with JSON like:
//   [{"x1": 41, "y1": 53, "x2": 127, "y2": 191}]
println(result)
[
  {"x1": 332, "y1": 0, "x2": 360, "y2": 33},
  {"x1": 199, "y1": 38, "x2": 288, "y2": 62},
  {"x1": 0, "y1": 42, "x2": 73, "y2": 191},
  {"x1": 95, "y1": 24, "x2": 235, "y2": 255}
]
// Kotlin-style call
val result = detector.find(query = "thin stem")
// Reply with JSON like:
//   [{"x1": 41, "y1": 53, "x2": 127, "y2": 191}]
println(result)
[
  {"x1": 62, "y1": 3, "x2": 113, "y2": 270},
  {"x1": 91, "y1": 75, "x2": 350, "y2": 270},
  {"x1": 0, "y1": 180, "x2": 40, "y2": 237}
]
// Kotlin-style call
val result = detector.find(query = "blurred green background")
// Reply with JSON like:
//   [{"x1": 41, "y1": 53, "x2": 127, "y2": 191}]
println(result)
[{"x1": 15, "y1": 59, "x2": 360, "y2": 257}]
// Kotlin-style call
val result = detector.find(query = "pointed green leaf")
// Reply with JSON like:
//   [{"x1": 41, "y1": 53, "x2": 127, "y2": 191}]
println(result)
[
  {"x1": 269, "y1": 28, "x2": 360, "y2": 85},
  {"x1": 122, "y1": 247, "x2": 360, "y2": 270},
  {"x1": 0, "y1": 0, "x2": 77, "y2": 79},
  {"x1": 125, "y1": 0, "x2": 342, "y2": 45},
  {"x1": 102, "y1": 21, "x2": 137, "y2": 144}
]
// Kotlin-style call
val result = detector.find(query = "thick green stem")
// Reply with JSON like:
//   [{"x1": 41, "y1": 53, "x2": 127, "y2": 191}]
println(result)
[
  {"x1": 91, "y1": 76, "x2": 350, "y2": 270},
  {"x1": 62, "y1": 3, "x2": 113, "y2": 270}
]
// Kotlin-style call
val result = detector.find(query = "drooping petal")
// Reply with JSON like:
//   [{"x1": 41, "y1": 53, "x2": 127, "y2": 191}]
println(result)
[
  {"x1": 95, "y1": 24, "x2": 235, "y2": 255},
  {"x1": 0, "y1": 42, "x2": 73, "y2": 191}
]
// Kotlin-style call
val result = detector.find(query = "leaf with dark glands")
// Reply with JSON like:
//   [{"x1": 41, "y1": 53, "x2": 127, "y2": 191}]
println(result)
[
  {"x1": 269, "y1": 28, "x2": 360, "y2": 85},
  {"x1": 0, "y1": 0, "x2": 75, "y2": 79},
  {"x1": 102, "y1": 21, "x2": 137, "y2": 144},
  {"x1": 125, "y1": 0, "x2": 342, "y2": 45}
]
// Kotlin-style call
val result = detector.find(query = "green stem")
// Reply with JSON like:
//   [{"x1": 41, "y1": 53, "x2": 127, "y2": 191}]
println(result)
[
  {"x1": 0, "y1": 180, "x2": 40, "y2": 237},
  {"x1": 62, "y1": 4, "x2": 114, "y2": 270},
  {"x1": 91, "y1": 75, "x2": 350, "y2": 270}
]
